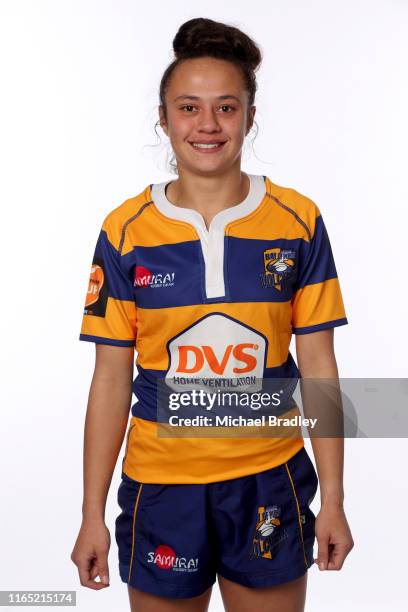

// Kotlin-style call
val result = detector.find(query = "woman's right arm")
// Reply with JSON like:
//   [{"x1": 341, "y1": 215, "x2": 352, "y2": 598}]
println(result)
[{"x1": 71, "y1": 344, "x2": 134, "y2": 590}]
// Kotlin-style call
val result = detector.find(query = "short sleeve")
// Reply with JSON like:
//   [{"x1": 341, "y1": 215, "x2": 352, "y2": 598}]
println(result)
[
  {"x1": 79, "y1": 222, "x2": 137, "y2": 347},
  {"x1": 291, "y1": 211, "x2": 348, "y2": 334}
]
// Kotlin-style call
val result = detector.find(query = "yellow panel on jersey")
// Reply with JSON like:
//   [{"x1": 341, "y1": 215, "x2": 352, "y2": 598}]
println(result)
[
  {"x1": 292, "y1": 278, "x2": 347, "y2": 332},
  {"x1": 123, "y1": 413, "x2": 305, "y2": 484},
  {"x1": 80, "y1": 297, "x2": 137, "y2": 345},
  {"x1": 79, "y1": 173, "x2": 348, "y2": 483},
  {"x1": 135, "y1": 301, "x2": 292, "y2": 371}
]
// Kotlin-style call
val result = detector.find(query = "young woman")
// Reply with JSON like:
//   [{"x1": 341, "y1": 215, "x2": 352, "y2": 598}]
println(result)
[{"x1": 71, "y1": 17, "x2": 354, "y2": 612}]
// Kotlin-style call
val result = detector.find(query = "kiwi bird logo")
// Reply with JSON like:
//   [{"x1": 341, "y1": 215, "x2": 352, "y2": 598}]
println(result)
[
  {"x1": 250, "y1": 505, "x2": 287, "y2": 560},
  {"x1": 261, "y1": 248, "x2": 296, "y2": 291}
]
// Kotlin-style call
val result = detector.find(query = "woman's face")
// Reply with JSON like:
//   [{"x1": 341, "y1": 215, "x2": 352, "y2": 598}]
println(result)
[{"x1": 159, "y1": 57, "x2": 255, "y2": 176}]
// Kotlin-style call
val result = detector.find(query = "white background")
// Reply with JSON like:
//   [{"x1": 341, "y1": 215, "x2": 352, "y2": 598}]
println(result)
[{"x1": 0, "y1": 0, "x2": 407, "y2": 610}]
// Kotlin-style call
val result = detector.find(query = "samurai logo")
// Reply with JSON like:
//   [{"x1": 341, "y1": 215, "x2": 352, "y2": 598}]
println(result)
[
  {"x1": 249, "y1": 505, "x2": 288, "y2": 560},
  {"x1": 146, "y1": 545, "x2": 199, "y2": 573},
  {"x1": 260, "y1": 248, "x2": 296, "y2": 291}
]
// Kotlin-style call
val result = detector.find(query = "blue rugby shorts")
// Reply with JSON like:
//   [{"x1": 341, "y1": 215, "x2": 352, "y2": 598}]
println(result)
[{"x1": 115, "y1": 445, "x2": 318, "y2": 599}]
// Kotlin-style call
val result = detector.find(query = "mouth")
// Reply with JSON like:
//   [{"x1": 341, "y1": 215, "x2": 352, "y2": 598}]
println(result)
[{"x1": 188, "y1": 141, "x2": 227, "y2": 153}]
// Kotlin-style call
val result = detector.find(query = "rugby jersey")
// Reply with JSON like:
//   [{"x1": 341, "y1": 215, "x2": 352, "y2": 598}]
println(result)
[{"x1": 79, "y1": 174, "x2": 348, "y2": 484}]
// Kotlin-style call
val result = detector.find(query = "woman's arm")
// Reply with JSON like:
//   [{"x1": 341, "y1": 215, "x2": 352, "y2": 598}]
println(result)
[
  {"x1": 295, "y1": 329, "x2": 354, "y2": 571},
  {"x1": 71, "y1": 344, "x2": 134, "y2": 589},
  {"x1": 83, "y1": 344, "x2": 134, "y2": 521}
]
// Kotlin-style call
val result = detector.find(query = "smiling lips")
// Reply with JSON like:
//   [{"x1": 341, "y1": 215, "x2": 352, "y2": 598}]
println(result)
[{"x1": 189, "y1": 140, "x2": 227, "y2": 152}]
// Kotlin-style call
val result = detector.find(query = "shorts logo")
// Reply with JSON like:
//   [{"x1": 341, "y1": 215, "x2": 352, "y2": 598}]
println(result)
[
  {"x1": 249, "y1": 505, "x2": 288, "y2": 560},
  {"x1": 134, "y1": 265, "x2": 175, "y2": 289},
  {"x1": 84, "y1": 257, "x2": 108, "y2": 317},
  {"x1": 147, "y1": 544, "x2": 198, "y2": 573},
  {"x1": 260, "y1": 248, "x2": 296, "y2": 291}
]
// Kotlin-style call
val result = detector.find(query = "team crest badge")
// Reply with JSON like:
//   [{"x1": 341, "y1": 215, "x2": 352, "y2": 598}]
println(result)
[
  {"x1": 260, "y1": 248, "x2": 296, "y2": 291},
  {"x1": 249, "y1": 505, "x2": 288, "y2": 560}
]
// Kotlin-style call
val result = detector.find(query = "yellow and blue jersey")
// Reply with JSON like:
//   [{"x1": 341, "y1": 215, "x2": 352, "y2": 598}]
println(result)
[{"x1": 79, "y1": 174, "x2": 348, "y2": 484}]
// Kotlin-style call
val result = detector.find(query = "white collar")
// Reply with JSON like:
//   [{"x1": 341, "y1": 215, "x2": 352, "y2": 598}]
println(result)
[{"x1": 150, "y1": 173, "x2": 266, "y2": 234}]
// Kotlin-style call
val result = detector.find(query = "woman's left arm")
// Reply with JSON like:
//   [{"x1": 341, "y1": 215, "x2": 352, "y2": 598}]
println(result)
[{"x1": 295, "y1": 328, "x2": 354, "y2": 571}]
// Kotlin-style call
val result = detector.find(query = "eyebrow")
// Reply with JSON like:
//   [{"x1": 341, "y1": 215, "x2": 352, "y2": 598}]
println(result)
[{"x1": 173, "y1": 94, "x2": 241, "y2": 103}]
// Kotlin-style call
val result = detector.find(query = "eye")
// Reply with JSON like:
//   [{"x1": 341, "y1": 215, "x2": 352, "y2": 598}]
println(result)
[
  {"x1": 179, "y1": 104, "x2": 236, "y2": 113},
  {"x1": 180, "y1": 105, "x2": 197, "y2": 112}
]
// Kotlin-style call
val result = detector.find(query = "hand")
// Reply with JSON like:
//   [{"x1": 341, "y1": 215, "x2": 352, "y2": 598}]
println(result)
[
  {"x1": 71, "y1": 519, "x2": 111, "y2": 589},
  {"x1": 314, "y1": 502, "x2": 354, "y2": 571}
]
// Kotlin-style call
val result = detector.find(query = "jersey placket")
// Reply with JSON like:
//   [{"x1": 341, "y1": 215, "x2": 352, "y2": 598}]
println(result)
[
  {"x1": 150, "y1": 174, "x2": 267, "y2": 302},
  {"x1": 185, "y1": 213, "x2": 228, "y2": 299}
]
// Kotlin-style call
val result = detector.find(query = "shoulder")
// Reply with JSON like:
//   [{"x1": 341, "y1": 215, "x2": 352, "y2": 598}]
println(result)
[
  {"x1": 264, "y1": 176, "x2": 322, "y2": 241},
  {"x1": 100, "y1": 184, "x2": 153, "y2": 252}
]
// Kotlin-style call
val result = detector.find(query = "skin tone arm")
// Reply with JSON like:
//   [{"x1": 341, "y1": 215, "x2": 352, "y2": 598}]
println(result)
[
  {"x1": 71, "y1": 344, "x2": 135, "y2": 590},
  {"x1": 295, "y1": 328, "x2": 354, "y2": 571}
]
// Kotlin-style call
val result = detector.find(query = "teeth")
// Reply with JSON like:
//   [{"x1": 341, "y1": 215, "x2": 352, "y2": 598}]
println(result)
[{"x1": 192, "y1": 142, "x2": 223, "y2": 149}]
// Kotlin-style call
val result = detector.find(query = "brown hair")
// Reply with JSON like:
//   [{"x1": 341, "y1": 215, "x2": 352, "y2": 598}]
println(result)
[
  {"x1": 156, "y1": 18, "x2": 262, "y2": 173},
  {"x1": 160, "y1": 17, "x2": 262, "y2": 115}
]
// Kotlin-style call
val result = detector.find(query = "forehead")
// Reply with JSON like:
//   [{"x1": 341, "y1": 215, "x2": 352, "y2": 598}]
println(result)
[{"x1": 167, "y1": 57, "x2": 246, "y2": 99}]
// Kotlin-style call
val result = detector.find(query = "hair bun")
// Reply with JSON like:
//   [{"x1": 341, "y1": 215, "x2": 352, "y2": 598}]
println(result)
[{"x1": 173, "y1": 18, "x2": 261, "y2": 71}]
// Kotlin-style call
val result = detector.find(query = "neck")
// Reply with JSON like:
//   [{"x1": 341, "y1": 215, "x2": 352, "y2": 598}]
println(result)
[{"x1": 165, "y1": 165, "x2": 250, "y2": 216}]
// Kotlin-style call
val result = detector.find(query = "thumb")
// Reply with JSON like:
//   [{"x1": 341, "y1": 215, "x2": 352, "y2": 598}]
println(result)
[{"x1": 316, "y1": 535, "x2": 329, "y2": 571}]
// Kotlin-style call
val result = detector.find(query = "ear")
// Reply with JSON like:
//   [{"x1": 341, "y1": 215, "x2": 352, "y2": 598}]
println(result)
[
  {"x1": 246, "y1": 105, "x2": 256, "y2": 135},
  {"x1": 158, "y1": 105, "x2": 168, "y2": 136}
]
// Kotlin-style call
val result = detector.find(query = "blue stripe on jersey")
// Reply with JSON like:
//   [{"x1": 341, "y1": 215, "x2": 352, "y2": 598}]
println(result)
[
  {"x1": 131, "y1": 355, "x2": 301, "y2": 421},
  {"x1": 94, "y1": 230, "x2": 135, "y2": 301},
  {"x1": 226, "y1": 236, "x2": 303, "y2": 302},
  {"x1": 292, "y1": 317, "x2": 348, "y2": 335},
  {"x1": 295, "y1": 215, "x2": 338, "y2": 290},
  {"x1": 118, "y1": 218, "x2": 338, "y2": 308},
  {"x1": 79, "y1": 333, "x2": 135, "y2": 347},
  {"x1": 128, "y1": 241, "x2": 204, "y2": 308}
]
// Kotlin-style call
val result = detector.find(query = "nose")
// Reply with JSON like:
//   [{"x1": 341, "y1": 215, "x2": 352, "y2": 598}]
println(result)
[{"x1": 196, "y1": 107, "x2": 222, "y2": 132}]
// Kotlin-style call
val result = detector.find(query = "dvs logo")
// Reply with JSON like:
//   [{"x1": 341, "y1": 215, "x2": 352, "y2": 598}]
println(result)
[{"x1": 165, "y1": 313, "x2": 266, "y2": 392}]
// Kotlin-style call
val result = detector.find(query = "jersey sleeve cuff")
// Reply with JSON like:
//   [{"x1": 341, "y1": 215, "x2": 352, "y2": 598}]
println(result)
[
  {"x1": 292, "y1": 317, "x2": 348, "y2": 335},
  {"x1": 79, "y1": 333, "x2": 135, "y2": 347}
]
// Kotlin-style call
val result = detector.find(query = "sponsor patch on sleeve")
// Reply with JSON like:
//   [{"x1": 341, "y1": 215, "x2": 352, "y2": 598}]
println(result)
[{"x1": 84, "y1": 257, "x2": 109, "y2": 317}]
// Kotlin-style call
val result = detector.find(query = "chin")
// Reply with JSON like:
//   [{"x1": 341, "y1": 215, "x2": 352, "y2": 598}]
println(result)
[{"x1": 189, "y1": 162, "x2": 230, "y2": 176}]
